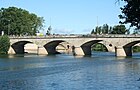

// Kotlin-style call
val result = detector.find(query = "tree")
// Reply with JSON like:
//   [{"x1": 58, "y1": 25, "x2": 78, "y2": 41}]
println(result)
[
  {"x1": 91, "y1": 24, "x2": 128, "y2": 34},
  {"x1": 102, "y1": 24, "x2": 109, "y2": 34},
  {"x1": 91, "y1": 29, "x2": 95, "y2": 34},
  {"x1": 92, "y1": 43, "x2": 108, "y2": 52},
  {"x1": 91, "y1": 24, "x2": 112, "y2": 34},
  {"x1": 0, "y1": 7, "x2": 44, "y2": 36},
  {"x1": 46, "y1": 25, "x2": 52, "y2": 35},
  {"x1": 0, "y1": 35, "x2": 10, "y2": 54},
  {"x1": 119, "y1": 0, "x2": 140, "y2": 29},
  {"x1": 111, "y1": 25, "x2": 127, "y2": 34},
  {"x1": 94, "y1": 26, "x2": 102, "y2": 34}
]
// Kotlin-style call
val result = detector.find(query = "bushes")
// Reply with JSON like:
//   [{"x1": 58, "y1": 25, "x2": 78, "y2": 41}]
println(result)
[
  {"x1": 0, "y1": 35, "x2": 10, "y2": 54},
  {"x1": 133, "y1": 46, "x2": 140, "y2": 52},
  {"x1": 92, "y1": 43, "x2": 108, "y2": 52}
]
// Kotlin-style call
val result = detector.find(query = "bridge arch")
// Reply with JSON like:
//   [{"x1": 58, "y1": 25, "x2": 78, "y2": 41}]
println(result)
[
  {"x1": 81, "y1": 40, "x2": 102, "y2": 55},
  {"x1": 11, "y1": 41, "x2": 32, "y2": 54},
  {"x1": 56, "y1": 43, "x2": 67, "y2": 52},
  {"x1": 124, "y1": 41, "x2": 140, "y2": 47},
  {"x1": 122, "y1": 40, "x2": 140, "y2": 56},
  {"x1": 43, "y1": 40, "x2": 73, "y2": 54},
  {"x1": 73, "y1": 40, "x2": 117, "y2": 56},
  {"x1": 44, "y1": 40, "x2": 64, "y2": 54},
  {"x1": 73, "y1": 40, "x2": 102, "y2": 55},
  {"x1": 98, "y1": 41, "x2": 115, "y2": 52}
]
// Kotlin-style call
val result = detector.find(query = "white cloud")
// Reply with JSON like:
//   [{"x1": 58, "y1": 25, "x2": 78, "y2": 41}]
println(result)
[
  {"x1": 53, "y1": 28, "x2": 74, "y2": 34},
  {"x1": 81, "y1": 28, "x2": 92, "y2": 34}
]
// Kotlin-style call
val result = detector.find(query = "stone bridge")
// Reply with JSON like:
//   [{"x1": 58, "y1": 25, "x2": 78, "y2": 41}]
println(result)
[{"x1": 8, "y1": 35, "x2": 140, "y2": 57}]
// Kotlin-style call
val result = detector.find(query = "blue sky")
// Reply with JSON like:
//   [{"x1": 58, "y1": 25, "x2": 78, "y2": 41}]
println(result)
[{"x1": 0, "y1": 0, "x2": 124, "y2": 34}]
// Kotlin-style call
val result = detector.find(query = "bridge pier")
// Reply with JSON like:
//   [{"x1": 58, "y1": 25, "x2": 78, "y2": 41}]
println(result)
[
  {"x1": 81, "y1": 46, "x2": 92, "y2": 55},
  {"x1": 8, "y1": 45, "x2": 24, "y2": 54},
  {"x1": 106, "y1": 45, "x2": 115, "y2": 52},
  {"x1": 73, "y1": 47, "x2": 85, "y2": 56},
  {"x1": 73, "y1": 46, "x2": 91, "y2": 56},
  {"x1": 115, "y1": 46, "x2": 132, "y2": 57},
  {"x1": 8, "y1": 46, "x2": 16, "y2": 54},
  {"x1": 37, "y1": 46, "x2": 48, "y2": 55}
]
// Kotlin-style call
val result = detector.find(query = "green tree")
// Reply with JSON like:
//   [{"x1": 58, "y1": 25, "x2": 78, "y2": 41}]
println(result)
[
  {"x1": 46, "y1": 25, "x2": 52, "y2": 35},
  {"x1": 92, "y1": 43, "x2": 108, "y2": 52},
  {"x1": 109, "y1": 26, "x2": 113, "y2": 34},
  {"x1": 110, "y1": 25, "x2": 127, "y2": 34},
  {"x1": 119, "y1": 0, "x2": 140, "y2": 29},
  {"x1": 102, "y1": 24, "x2": 109, "y2": 34},
  {"x1": 91, "y1": 29, "x2": 95, "y2": 34},
  {"x1": 0, "y1": 7, "x2": 44, "y2": 36},
  {"x1": 94, "y1": 26, "x2": 102, "y2": 34},
  {"x1": 91, "y1": 24, "x2": 113, "y2": 34},
  {"x1": 0, "y1": 35, "x2": 10, "y2": 54},
  {"x1": 133, "y1": 46, "x2": 140, "y2": 52}
]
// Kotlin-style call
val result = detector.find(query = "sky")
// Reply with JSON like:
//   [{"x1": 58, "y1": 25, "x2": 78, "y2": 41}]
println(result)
[{"x1": 0, "y1": 0, "x2": 124, "y2": 34}]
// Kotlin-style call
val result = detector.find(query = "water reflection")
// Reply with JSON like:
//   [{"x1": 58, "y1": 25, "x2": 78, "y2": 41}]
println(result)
[
  {"x1": 0, "y1": 78, "x2": 45, "y2": 90},
  {"x1": 116, "y1": 56, "x2": 127, "y2": 60},
  {"x1": 74, "y1": 55, "x2": 84, "y2": 58},
  {"x1": 0, "y1": 62, "x2": 48, "y2": 71},
  {"x1": 0, "y1": 52, "x2": 140, "y2": 90}
]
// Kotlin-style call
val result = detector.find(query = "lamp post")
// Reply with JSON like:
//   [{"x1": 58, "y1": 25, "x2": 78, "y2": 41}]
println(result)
[
  {"x1": 0, "y1": 12, "x2": 3, "y2": 35},
  {"x1": 8, "y1": 19, "x2": 10, "y2": 36}
]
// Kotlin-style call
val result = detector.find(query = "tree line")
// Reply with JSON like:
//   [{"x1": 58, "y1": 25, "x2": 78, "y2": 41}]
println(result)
[
  {"x1": 0, "y1": 7, "x2": 44, "y2": 36},
  {"x1": 91, "y1": 24, "x2": 129, "y2": 34}
]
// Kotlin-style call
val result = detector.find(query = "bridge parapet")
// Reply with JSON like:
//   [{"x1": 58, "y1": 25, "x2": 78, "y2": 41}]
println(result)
[{"x1": 9, "y1": 34, "x2": 140, "y2": 38}]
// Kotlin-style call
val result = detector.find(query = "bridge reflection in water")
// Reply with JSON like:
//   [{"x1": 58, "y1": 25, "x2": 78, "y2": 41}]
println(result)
[{"x1": 8, "y1": 34, "x2": 140, "y2": 57}]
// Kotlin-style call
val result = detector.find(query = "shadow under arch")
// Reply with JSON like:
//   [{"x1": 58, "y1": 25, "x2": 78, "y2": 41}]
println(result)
[
  {"x1": 11, "y1": 41, "x2": 32, "y2": 54},
  {"x1": 124, "y1": 41, "x2": 140, "y2": 47},
  {"x1": 123, "y1": 40, "x2": 140, "y2": 56},
  {"x1": 44, "y1": 40, "x2": 70, "y2": 54},
  {"x1": 80, "y1": 40, "x2": 102, "y2": 55}
]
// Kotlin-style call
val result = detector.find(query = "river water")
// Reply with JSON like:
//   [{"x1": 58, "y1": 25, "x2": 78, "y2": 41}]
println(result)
[{"x1": 0, "y1": 52, "x2": 140, "y2": 90}]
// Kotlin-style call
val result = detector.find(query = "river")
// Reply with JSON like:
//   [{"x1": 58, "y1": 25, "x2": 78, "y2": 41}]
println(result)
[{"x1": 0, "y1": 52, "x2": 140, "y2": 90}]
